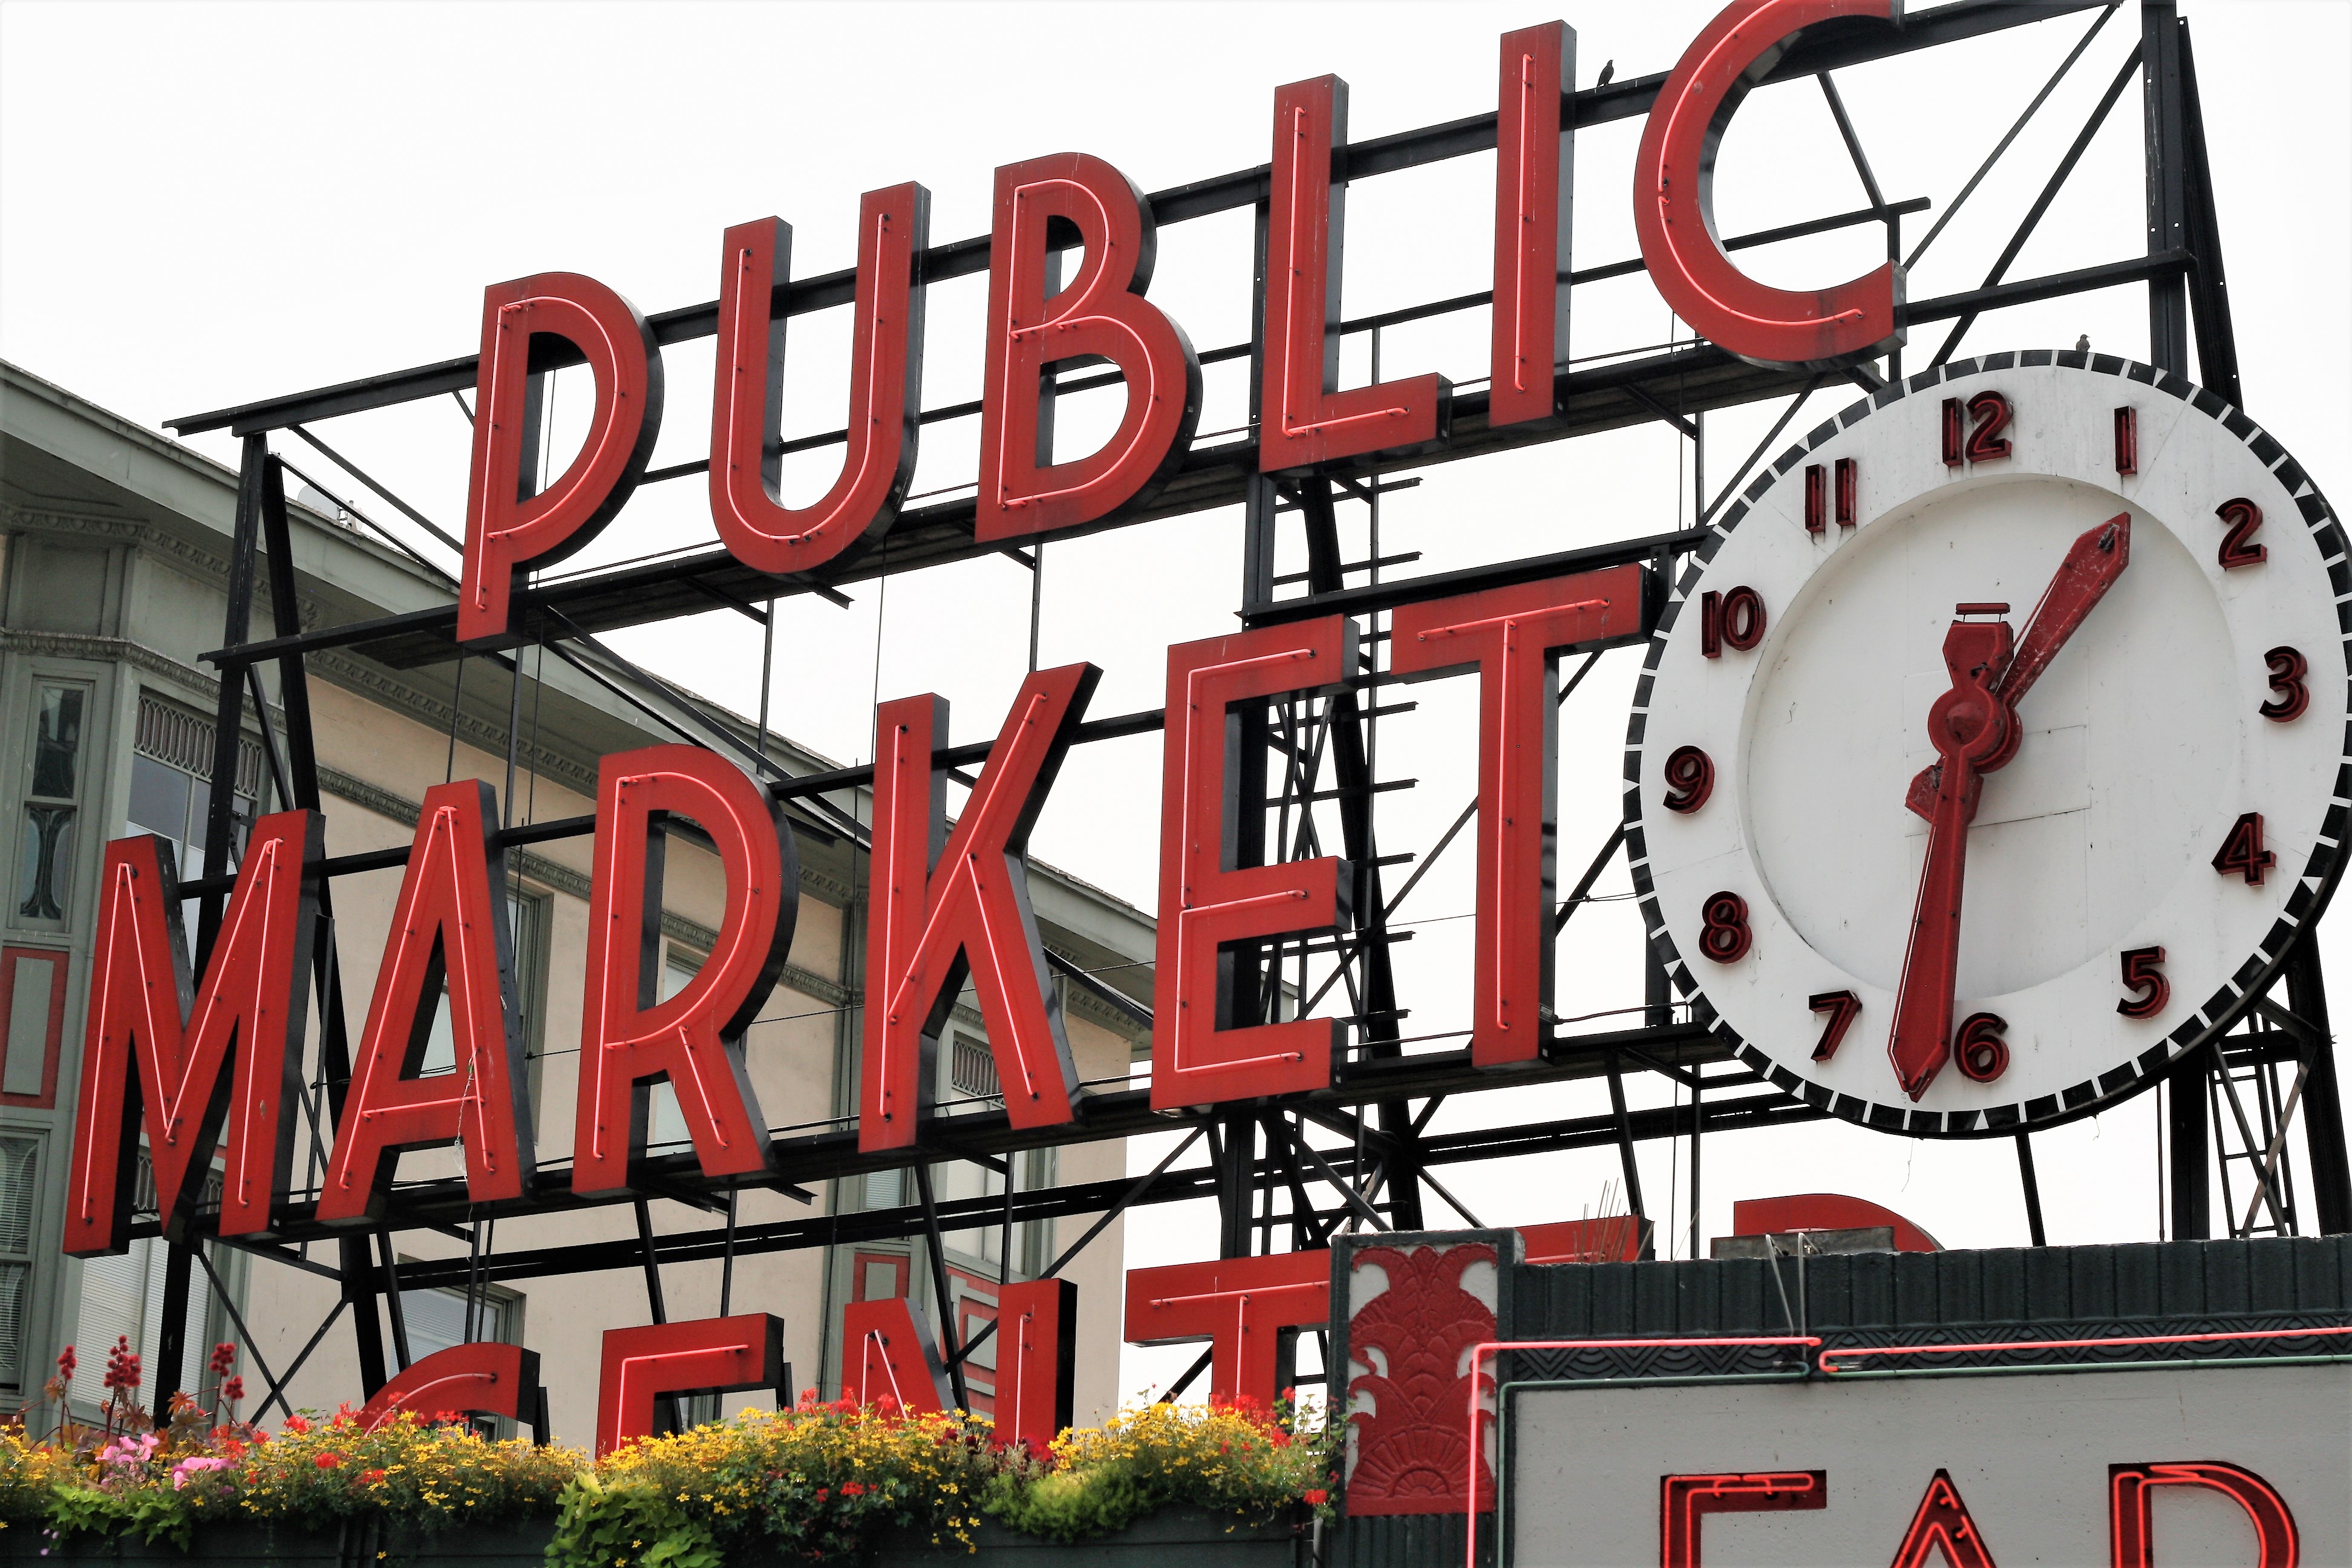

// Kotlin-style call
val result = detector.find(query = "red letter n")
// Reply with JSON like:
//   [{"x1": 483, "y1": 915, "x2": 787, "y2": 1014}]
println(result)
[
  {"x1": 65, "y1": 812, "x2": 319, "y2": 1253},
  {"x1": 318, "y1": 780, "x2": 534, "y2": 1223},
  {"x1": 1392, "y1": 566, "x2": 1645, "y2": 1066},
  {"x1": 2111, "y1": 1462, "x2": 2298, "y2": 1568},
  {"x1": 1153, "y1": 621, "x2": 1352, "y2": 1110},
  {"x1": 1659, "y1": 1472, "x2": 1825, "y2": 1567},
  {"x1": 575, "y1": 747, "x2": 797, "y2": 1196},
  {"x1": 1124, "y1": 1252, "x2": 1330, "y2": 1409},
  {"x1": 1261, "y1": 76, "x2": 1449, "y2": 472},
  {"x1": 977, "y1": 154, "x2": 1201, "y2": 542},
  {"x1": 841, "y1": 1296, "x2": 952, "y2": 1415},
  {"x1": 1491, "y1": 23, "x2": 1574, "y2": 430},
  {"x1": 459, "y1": 272, "x2": 664, "y2": 645},
  {"x1": 860, "y1": 665, "x2": 1097, "y2": 1151},
  {"x1": 710, "y1": 186, "x2": 929, "y2": 575}
]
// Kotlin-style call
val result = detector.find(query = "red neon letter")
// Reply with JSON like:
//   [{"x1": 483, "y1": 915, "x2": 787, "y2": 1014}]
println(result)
[
  {"x1": 841, "y1": 1296, "x2": 951, "y2": 1415},
  {"x1": 1491, "y1": 23, "x2": 1574, "y2": 430},
  {"x1": 990, "y1": 1278, "x2": 1076, "y2": 1452},
  {"x1": 1261, "y1": 76, "x2": 1451, "y2": 472},
  {"x1": 1890, "y1": 1470, "x2": 1998, "y2": 1568},
  {"x1": 1125, "y1": 1252, "x2": 1329, "y2": 1408},
  {"x1": 358, "y1": 1343, "x2": 539, "y2": 1434},
  {"x1": 65, "y1": 814, "x2": 319, "y2": 1254},
  {"x1": 861, "y1": 665, "x2": 1097, "y2": 1151},
  {"x1": 1391, "y1": 566, "x2": 1645, "y2": 1065},
  {"x1": 459, "y1": 272, "x2": 664, "y2": 645},
  {"x1": 976, "y1": 154, "x2": 1202, "y2": 541},
  {"x1": 710, "y1": 186, "x2": 928, "y2": 574},
  {"x1": 596, "y1": 1314, "x2": 783, "y2": 1457},
  {"x1": 318, "y1": 781, "x2": 532, "y2": 1223},
  {"x1": 1633, "y1": 0, "x2": 1903, "y2": 371},
  {"x1": 2111, "y1": 1462, "x2": 2298, "y2": 1568},
  {"x1": 575, "y1": 746, "x2": 797, "y2": 1195},
  {"x1": 1659, "y1": 1472, "x2": 1826, "y2": 1567},
  {"x1": 1152, "y1": 621, "x2": 1351, "y2": 1110}
]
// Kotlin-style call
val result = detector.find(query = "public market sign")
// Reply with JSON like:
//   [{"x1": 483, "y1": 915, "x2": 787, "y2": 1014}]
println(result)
[{"x1": 61, "y1": 0, "x2": 2347, "y2": 1463}]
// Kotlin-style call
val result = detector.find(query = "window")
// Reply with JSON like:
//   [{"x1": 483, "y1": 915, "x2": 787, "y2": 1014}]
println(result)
[
  {"x1": 0, "y1": 1135, "x2": 37, "y2": 1392},
  {"x1": 126, "y1": 694, "x2": 266, "y2": 942},
  {"x1": 71, "y1": 1165, "x2": 214, "y2": 1411},
  {"x1": 18, "y1": 684, "x2": 88, "y2": 923},
  {"x1": 416, "y1": 890, "x2": 549, "y2": 1086},
  {"x1": 396, "y1": 1281, "x2": 524, "y2": 1438}
]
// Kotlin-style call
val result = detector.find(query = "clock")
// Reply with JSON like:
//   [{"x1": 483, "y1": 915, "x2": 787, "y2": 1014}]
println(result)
[{"x1": 1625, "y1": 351, "x2": 2348, "y2": 1134}]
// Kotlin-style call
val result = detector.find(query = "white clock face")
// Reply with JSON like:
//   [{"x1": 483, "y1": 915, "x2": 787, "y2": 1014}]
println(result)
[{"x1": 1627, "y1": 353, "x2": 2348, "y2": 1134}]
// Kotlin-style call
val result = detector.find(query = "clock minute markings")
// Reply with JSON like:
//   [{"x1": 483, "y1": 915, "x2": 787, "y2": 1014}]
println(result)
[{"x1": 1886, "y1": 514, "x2": 2132, "y2": 1100}]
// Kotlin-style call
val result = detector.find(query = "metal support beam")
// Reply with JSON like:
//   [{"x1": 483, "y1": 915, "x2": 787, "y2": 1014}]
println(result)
[
  {"x1": 2170, "y1": 1045, "x2": 2212, "y2": 1240},
  {"x1": 2142, "y1": 1, "x2": 2190, "y2": 374},
  {"x1": 2285, "y1": 936, "x2": 2351, "y2": 1235},
  {"x1": 2017, "y1": 1133, "x2": 2048, "y2": 1246}
]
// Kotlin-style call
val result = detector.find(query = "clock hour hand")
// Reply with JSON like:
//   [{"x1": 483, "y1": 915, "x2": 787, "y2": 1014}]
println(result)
[
  {"x1": 1906, "y1": 513, "x2": 2132, "y2": 820},
  {"x1": 1887, "y1": 616, "x2": 2015, "y2": 1100}
]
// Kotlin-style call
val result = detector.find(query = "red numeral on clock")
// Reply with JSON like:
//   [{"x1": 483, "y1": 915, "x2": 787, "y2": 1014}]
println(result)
[
  {"x1": 2216, "y1": 497, "x2": 2267, "y2": 569},
  {"x1": 1700, "y1": 587, "x2": 1766, "y2": 658},
  {"x1": 2117, "y1": 946, "x2": 2169, "y2": 1019},
  {"x1": 1808, "y1": 990, "x2": 1861, "y2": 1060},
  {"x1": 1699, "y1": 892, "x2": 1752, "y2": 963},
  {"x1": 1941, "y1": 399, "x2": 1965, "y2": 468},
  {"x1": 1662, "y1": 746, "x2": 1715, "y2": 813},
  {"x1": 2213, "y1": 812, "x2": 2276, "y2": 885},
  {"x1": 1805, "y1": 464, "x2": 1827, "y2": 533},
  {"x1": 2114, "y1": 407, "x2": 2138, "y2": 475},
  {"x1": 1955, "y1": 1012, "x2": 2009, "y2": 1082},
  {"x1": 2259, "y1": 646, "x2": 2309, "y2": 722},
  {"x1": 1965, "y1": 391, "x2": 2013, "y2": 462},
  {"x1": 1835, "y1": 457, "x2": 1857, "y2": 527}
]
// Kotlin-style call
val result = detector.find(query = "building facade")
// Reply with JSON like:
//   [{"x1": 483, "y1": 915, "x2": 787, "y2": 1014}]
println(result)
[{"x1": 0, "y1": 359, "x2": 1154, "y2": 1442}]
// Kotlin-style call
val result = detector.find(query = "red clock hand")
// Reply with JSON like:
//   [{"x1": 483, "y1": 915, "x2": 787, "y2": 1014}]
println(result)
[
  {"x1": 1905, "y1": 514, "x2": 2132, "y2": 820},
  {"x1": 1887, "y1": 618, "x2": 2015, "y2": 1099}
]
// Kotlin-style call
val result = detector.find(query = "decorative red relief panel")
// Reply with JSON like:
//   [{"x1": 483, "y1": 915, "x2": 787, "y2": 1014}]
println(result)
[{"x1": 1342, "y1": 1241, "x2": 1498, "y2": 1515}]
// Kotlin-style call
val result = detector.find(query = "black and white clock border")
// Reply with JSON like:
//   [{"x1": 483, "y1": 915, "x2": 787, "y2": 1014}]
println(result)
[{"x1": 1623, "y1": 349, "x2": 2350, "y2": 1137}]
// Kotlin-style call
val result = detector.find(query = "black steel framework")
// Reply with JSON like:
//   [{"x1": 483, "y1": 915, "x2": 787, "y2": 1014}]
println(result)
[{"x1": 125, "y1": 0, "x2": 2350, "y2": 1423}]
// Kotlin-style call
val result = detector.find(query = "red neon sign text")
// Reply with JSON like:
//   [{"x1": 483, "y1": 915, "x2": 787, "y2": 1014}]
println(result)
[
  {"x1": 1490, "y1": 23, "x2": 1573, "y2": 430},
  {"x1": 575, "y1": 746, "x2": 796, "y2": 1195},
  {"x1": 1154, "y1": 622, "x2": 1352, "y2": 1109},
  {"x1": 861, "y1": 666, "x2": 1097, "y2": 1151},
  {"x1": 1123, "y1": 1251, "x2": 1330, "y2": 1408},
  {"x1": 595, "y1": 1314, "x2": 784, "y2": 1458},
  {"x1": 841, "y1": 1296, "x2": 952, "y2": 1414},
  {"x1": 65, "y1": 813, "x2": 319, "y2": 1254},
  {"x1": 1261, "y1": 76, "x2": 1450, "y2": 472},
  {"x1": 710, "y1": 185, "x2": 928, "y2": 574},
  {"x1": 988, "y1": 1278, "x2": 1076, "y2": 1453},
  {"x1": 1659, "y1": 1471, "x2": 1827, "y2": 1567},
  {"x1": 1889, "y1": 1469, "x2": 1998, "y2": 1568},
  {"x1": 1633, "y1": 0, "x2": 1903, "y2": 371},
  {"x1": 319, "y1": 780, "x2": 532, "y2": 1222},
  {"x1": 458, "y1": 272, "x2": 664, "y2": 645},
  {"x1": 2110, "y1": 1461, "x2": 2298, "y2": 1568},
  {"x1": 358, "y1": 1343, "x2": 539, "y2": 1434},
  {"x1": 1392, "y1": 566, "x2": 1644, "y2": 1065},
  {"x1": 977, "y1": 154, "x2": 1201, "y2": 541}
]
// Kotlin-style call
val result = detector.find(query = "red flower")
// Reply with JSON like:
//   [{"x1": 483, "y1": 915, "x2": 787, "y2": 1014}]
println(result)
[
  {"x1": 208, "y1": 1342, "x2": 238, "y2": 1377},
  {"x1": 840, "y1": 1482, "x2": 867, "y2": 1498},
  {"x1": 103, "y1": 1335, "x2": 142, "y2": 1393},
  {"x1": 1271, "y1": 1428, "x2": 1292, "y2": 1448},
  {"x1": 219, "y1": 1376, "x2": 245, "y2": 1403},
  {"x1": 281, "y1": 1416, "x2": 311, "y2": 1435},
  {"x1": 1304, "y1": 1489, "x2": 1328, "y2": 1506},
  {"x1": 313, "y1": 1452, "x2": 341, "y2": 1469},
  {"x1": 55, "y1": 1345, "x2": 77, "y2": 1380},
  {"x1": 359, "y1": 1469, "x2": 387, "y2": 1485}
]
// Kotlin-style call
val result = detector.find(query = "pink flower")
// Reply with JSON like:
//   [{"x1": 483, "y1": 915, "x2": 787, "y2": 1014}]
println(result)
[
  {"x1": 171, "y1": 1456, "x2": 232, "y2": 1491},
  {"x1": 97, "y1": 1432, "x2": 158, "y2": 1467}
]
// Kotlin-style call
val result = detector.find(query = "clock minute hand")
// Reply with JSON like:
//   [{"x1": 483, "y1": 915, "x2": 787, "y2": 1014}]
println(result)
[
  {"x1": 1888, "y1": 617, "x2": 2016, "y2": 1099},
  {"x1": 1904, "y1": 513, "x2": 2132, "y2": 820}
]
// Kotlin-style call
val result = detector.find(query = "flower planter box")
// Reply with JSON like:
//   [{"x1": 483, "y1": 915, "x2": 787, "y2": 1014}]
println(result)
[
  {"x1": 0, "y1": 1518, "x2": 553, "y2": 1565},
  {"x1": 1, "y1": 1508, "x2": 1308, "y2": 1565}
]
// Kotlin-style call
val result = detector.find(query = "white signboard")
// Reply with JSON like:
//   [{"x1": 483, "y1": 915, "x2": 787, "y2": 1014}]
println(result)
[{"x1": 1508, "y1": 1361, "x2": 2349, "y2": 1567}]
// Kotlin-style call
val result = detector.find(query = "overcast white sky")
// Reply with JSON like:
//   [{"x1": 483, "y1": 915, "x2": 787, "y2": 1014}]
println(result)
[{"x1": 4, "y1": 1, "x2": 2348, "y2": 1403}]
